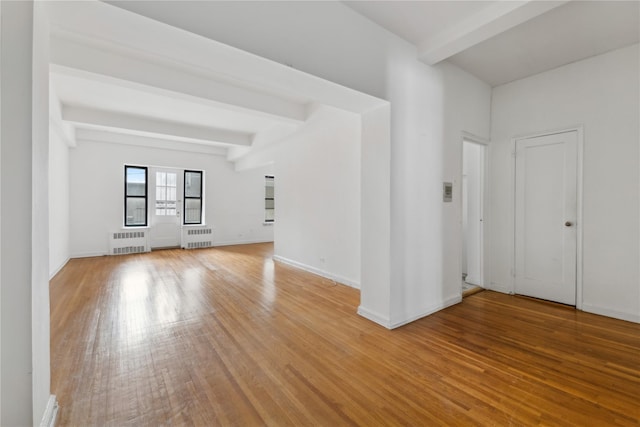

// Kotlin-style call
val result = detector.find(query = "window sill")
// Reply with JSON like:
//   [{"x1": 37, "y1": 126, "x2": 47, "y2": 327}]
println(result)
[{"x1": 263, "y1": 222, "x2": 274, "y2": 226}]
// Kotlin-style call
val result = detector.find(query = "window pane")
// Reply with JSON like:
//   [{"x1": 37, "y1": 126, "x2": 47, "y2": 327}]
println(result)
[
  {"x1": 265, "y1": 186, "x2": 274, "y2": 198},
  {"x1": 185, "y1": 171, "x2": 202, "y2": 197},
  {"x1": 155, "y1": 200, "x2": 167, "y2": 217},
  {"x1": 156, "y1": 172, "x2": 166, "y2": 186},
  {"x1": 265, "y1": 209, "x2": 275, "y2": 221},
  {"x1": 126, "y1": 168, "x2": 146, "y2": 196},
  {"x1": 265, "y1": 176, "x2": 275, "y2": 222},
  {"x1": 126, "y1": 197, "x2": 146, "y2": 226},
  {"x1": 184, "y1": 199, "x2": 202, "y2": 224},
  {"x1": 168, "y1": 187, "x2": 177, "y2": 201},
  {"x1": 166, "y1": 208, "x2": 176, "y2": 216},
  {"x1": 156, "y1": 187, "x2": 166, "y2": 201},
  {"x1": 167, "y1": 173, "x2": 177, "y2": 187}
]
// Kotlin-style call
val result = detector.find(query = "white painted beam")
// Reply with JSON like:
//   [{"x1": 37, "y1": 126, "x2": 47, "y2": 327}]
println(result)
[
  {"x1": 62, "y1": 105, "x2": 253, "y2": 147},
  {"x1": 46, "y1": 1, "x2": 386, "y2": 115},
  {"x1": 418, "y1": 1, "x2": 569, "y2": 65},
  {"x1": 50, "y1": 33, "x2": 308, "y2": 125},
  {"x1": 75, "y1": 128, "x2": 228, "y2": 157},
  {"x1": 49, "y1": 89, "x2": 76, "y2": 147}
]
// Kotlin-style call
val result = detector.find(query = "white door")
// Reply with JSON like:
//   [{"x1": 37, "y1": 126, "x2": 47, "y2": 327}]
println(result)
[
  {"x1": 150, "y1": 168, "x2": 182, "y2": 249},
  {"x1": 515, "y1": 131, "x2": 577, "y2": 305},
  {"x1": 463, "y1": 141, "x2": 485, "y2": 286}
]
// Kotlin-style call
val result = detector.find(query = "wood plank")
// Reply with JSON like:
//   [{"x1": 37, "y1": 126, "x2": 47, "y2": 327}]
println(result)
[{"x1": 50, "y1": 243, "x2": 640, "y2": 426}]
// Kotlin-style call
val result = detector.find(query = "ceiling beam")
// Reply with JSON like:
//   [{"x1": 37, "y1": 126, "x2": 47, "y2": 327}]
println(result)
[
  {"x1": 75, "y1": 128, "x2": 228, "y2": 156},
  {"x1": 418, "y1": 1, "x2": 569, "y2": 65},
  {"x1": 51, "y1": 33, "x2": 308, "y2": 124},
  {"x1": 62, "y1": 105, "x2": 253, "y2": 147},
  {"x1": 46, "y1": 1, "x2": 386, "y2": 115}
]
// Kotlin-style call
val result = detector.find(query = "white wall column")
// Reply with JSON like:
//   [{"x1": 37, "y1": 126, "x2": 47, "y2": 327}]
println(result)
[
  {"x1": 1, "y1": 1, "x2": 53, "y2": 424},
  {"x1": 1, "y1": 1, "x2": 35, "y2": 424}
]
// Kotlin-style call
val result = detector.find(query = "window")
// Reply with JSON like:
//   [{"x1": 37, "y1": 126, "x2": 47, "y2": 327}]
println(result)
[
  {"x1": 265, "y1": 175, "x2": 274, "y2": 222},
  {"x1": 184, "y1": 170, "x2": 203, "y2": 224},
  {"x1": 155, "y1": 171, "x2": 177, "y2": 216},
  {"x1": 124, "y1": 166, "x2": 147, "y2": 226}
]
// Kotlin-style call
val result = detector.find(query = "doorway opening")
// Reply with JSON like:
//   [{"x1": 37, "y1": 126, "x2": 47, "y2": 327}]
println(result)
[{"x1": 462, "y1": 139, "x2": 486, "y2": 297}]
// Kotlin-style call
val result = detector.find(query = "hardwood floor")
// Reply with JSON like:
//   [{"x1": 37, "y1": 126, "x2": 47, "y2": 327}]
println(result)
[{"x1": 50, "y1": 243, "x2": 640, "y2": 426}]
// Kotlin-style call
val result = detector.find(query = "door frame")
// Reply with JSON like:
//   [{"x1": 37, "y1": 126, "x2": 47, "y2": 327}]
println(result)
[
  {"x1": 149, "y1": 165, "x2": 183, "y2": 249},
  {"x1": 461, "y1": 133, "x2": 488, "y2": 288},
  {"x1": 460, "y1": 131, "x2": 489, "y2": 290},
  {"x1": 510, "y1": 126, "x2": 584, "y2": 309}
]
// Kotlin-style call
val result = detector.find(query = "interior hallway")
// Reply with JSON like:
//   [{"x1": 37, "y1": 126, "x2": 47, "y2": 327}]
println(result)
[{"x1": 50, "y1": 243, "x2": 640, "y2": 426}]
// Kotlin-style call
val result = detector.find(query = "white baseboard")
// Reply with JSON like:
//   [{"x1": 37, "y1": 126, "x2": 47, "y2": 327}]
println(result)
[
  {"x1": 357, "y1": 305, "x2": 392, "y2": 328},
  {"x1": 389, "y1": 294, "x2": 462, "y2": 329},
  {"x1": 272, "y1": 255, "x2": 360, "y2": 289},
  {"x1": 49, "y1": 257, "x2": 70, "y2": 280},
  {"x1": 582, "y1": 303, "x2": 640, "y2": 324},
  {"x1": 213, "y1": 239, "x2": 274, "y2": 247},
  {"x1": 487, "y1": 282, "x2": 512, "y2": 294},
  {"x1": 358, "y1": 295, "x2": 462, "y2": 330},
  {"x1": 70, "y1": 251, "x2": 107, "y2": 259},
  {"x1": 465, "y1": 275, "x2": 482, "y2": 287},
  {"x1": 488, "y1": 286, "x2": 639, "y2": 324},
  {"x1": 39, "y1": 395, "x2": 58, "y2": 427}
]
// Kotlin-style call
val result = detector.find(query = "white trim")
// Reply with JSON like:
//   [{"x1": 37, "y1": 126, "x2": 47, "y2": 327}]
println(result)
[
  {"x1": 357, "y1": 305, "x2": 391, "y2": 328},
  {"x1": 49, "y1": 257, "x2": 70, "y2": 280},
  {"x1": 582, "y1": 303, "x2": 640, "y2": 324},
  {"x1": 213, "y1": 239, "x2": 274, "y2": 248},
  {"x1": 359, "y1": 295, "x2": 462, "y2": 330},
  {"x1": 511, "y1": 126, "x2": 584, "y2": 307},
  {"x1": 486, "y1": 282, "x2": 512, "y2": 295},
  {"x1": 461, "y1": 134, "x2": 489, "y2": 292},
  {"x1": 462, "y1": 130, "x2": 489, "y2": 145},
  {"x1": 388, "y1": 295, "x2": 462, "y2": 329},
  {"x1": 39, "y1": 395, "x2": 59, "y2": 427},
  {"x1": 70, "y1": 251, "x2": 107, "y2": 259},
  {"x1": 272, "y1": 255, "x2": 360, "y2": 289}
]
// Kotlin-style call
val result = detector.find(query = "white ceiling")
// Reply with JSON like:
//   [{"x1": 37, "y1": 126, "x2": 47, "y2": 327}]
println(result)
[
  {"x1": 47, "y1": 1, "x2": 385, "y2": 162},
  {"x1": 344, "y1": 1, "x2": 496, "y2": 46},
  {"x1": 448, "y1": 0, "x2": 640, "y2": 86},
  {"x1": 49, "y1": 1, "x2": 638, "y2": 159},
  {"x1": 52, "y1": 72, "x2": 282, "y2": 135},
  {"x1": 345, "y1": 0, "x2": 639, "y2": 86}
]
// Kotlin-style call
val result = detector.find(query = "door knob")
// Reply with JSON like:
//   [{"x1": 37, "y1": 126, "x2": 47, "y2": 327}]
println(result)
[{"x1": 565, "y1": 221, "x2": 573, "y2": 227}]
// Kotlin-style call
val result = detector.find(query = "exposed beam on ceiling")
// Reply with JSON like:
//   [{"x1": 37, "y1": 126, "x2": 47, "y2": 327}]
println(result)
[
  {"x1": 51, "y1": 33, "x2": 308, "y2": 125},
  {"x1": 75, "y1": 128, "x2": 228, "y2": 157},
  {"x1": 47, "y1": 1, "x2": 386, "y2": 115},
  {"x1": 62, "y1": 105, "x2": 253, "y2": 147},
  {"x1": 418, "y1": 0, "x2": 569, "y2": 65}
]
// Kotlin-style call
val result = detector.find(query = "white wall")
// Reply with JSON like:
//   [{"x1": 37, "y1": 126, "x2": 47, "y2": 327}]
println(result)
[
  {"x1": 110, "y1": 0, "x2": 492, "y2": 327},
  {"x1": 490, "y1": 44, "x2": 640, "y2": 323},
  {"x1": 387, "y1": 58, "x2": 492, "y2": 327},
  {"x1": 0, "y1": 4, "x2": 33, "y2": 423},
  {"x1": 32, "y1": 2, "x2": 53, "y2": 422},
  {"x1": 1, "y1": 1, "x2": 53, "y2": 424},
  {"x1": 238, "y1": 105, "x2": 361, "y2": 288},
  {"x1": 69, "y1": 140, "x2": 273, "y2": 257},
  {"x1": 49, "y1": 94, "x2": 71, "y2": 278}
]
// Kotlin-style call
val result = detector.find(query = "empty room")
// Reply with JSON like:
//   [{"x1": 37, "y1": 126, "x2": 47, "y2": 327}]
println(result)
[{"x1": 0, "y1": 1, "x2": 638, "y2": 426}]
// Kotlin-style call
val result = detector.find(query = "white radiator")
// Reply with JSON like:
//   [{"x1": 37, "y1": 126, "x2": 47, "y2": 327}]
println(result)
[
  {"x1": 109, "y1": 230, "x2": 149, "y2": 255},
  {"x1": 182, "y1": 227, "x2": 213, "y2": 249}
]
